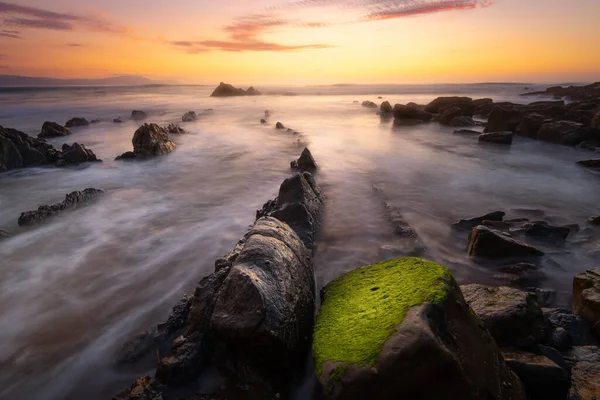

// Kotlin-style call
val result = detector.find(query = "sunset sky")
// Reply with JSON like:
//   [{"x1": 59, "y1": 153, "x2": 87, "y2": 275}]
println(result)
[{"x1": 0, "y1": 0, "x2": 599, "y2": 84}]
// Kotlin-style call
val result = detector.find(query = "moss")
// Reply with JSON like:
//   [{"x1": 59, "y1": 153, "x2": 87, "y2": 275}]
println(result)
[
  {"x1": 328, "y1": 365, "x2": 348, "y2": 383},
  {"x1": 313, "y1": 257, "x2": 453, "y2": 376}
]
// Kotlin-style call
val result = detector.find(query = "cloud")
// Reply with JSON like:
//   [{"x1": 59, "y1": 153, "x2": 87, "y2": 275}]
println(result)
[
  {"x1": 67, "y1": 43, "x2": 83, "y2": 47},
  {"x1": 0, "y1": 29, "x2": 21, "y2": 38},
  {"x1": 172, "y1": 15, "x2": 332, "y2": 53},
  {"x1": 0, "y1": 1, "x2": 129, "y2": 34}
]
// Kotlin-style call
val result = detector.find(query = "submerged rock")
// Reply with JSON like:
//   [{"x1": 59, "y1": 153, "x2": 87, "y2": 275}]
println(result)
[
  {"x1": 0, "y1": 230, "x2": 9, "y2": 240},
  {"x1": 18, "y1": 188, "x2": 104, "y2": 226},
  {"x1": 479, "y1": 131, "x2": 514, "y2": 145},
  {"x1": 523, "y1": 222, "x2": 570, "y2": 241},
  {"x1": 182, "y1": 111, "x2": 197, "y2": 122},
  {"x1": 453, "y1": 211, "x2": 505, "y2": 231},
  {"x1": 260, "y1": 119, "x2": 268, "y2": 124},
  {"x1": 503, "y1": 352, "x2": 570, "y2": 400},
  {"x1": 116, "y1": 124, "x2": 176, "y2": 160},
  {"x1": 313, "y1": 258, "x2": 526, "y2": 400},
  {"x1": 453, "y1": 129, "x2": 482, "y2": 134},
  {"x1": 65, "y1": 117, "x2": 90, "y2": 128},
  {"x1": 113, "y1": 118, "x2": 123, "y2": 123},
  {"x1": 290, "y1": 147, "x2": 317, "y2": 173},
  {"x1": 485, "y1": 106, "x2": 522, "y2": 133},
  {"x1": 573, "y1": 268, "x2": 600, "y2": 337},
  {"x1": 462, "y1": 284, "x2": 545, "y2": 349},
  {"x1": 131, "y1": 110, "x2": 147, "y2": 121},
  {"x1": 449, "y1": 116, "x2": 478, "y2": 127},
  {"x1": 467, "y1": 226, "x2": 544, "y2": 259},
  {"x1": 38, "y1": 121, "x2": 71, "y2": 138}
]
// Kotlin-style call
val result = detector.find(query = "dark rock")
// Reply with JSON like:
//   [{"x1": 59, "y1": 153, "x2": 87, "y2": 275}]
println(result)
[
  {"x1": 453, "y1": 129, "x2": 481, "y2": 134},
  {"x1": 62, "y1": 143, "x2": 100, "y2": 163},
  {"x1": 524, "y1": 222, "x2": 570, "y2": 241},
  {"x1": 275, "y1": 122, "x2": 285, "y2": 130},
  {"x1": 113, "y1": 376, "x2": 164, "y2": 400},
  {"x1": 18, "y1": 188, "x2": 104, "y2": 226},
  {"x1": 290, "y1": 147, "x2": 317, "y2": 173},
  {"x1": 113, "y1": 118, "x2": 123, "y2": 123},
  {"x1": 91, "y1": 119, "x2": 101, "y2": 124},
  {"x1": 462, "y1": 284, "x2": 546, "y2": 348},
  {"x1": 246, "y1": 86, "x2": 261, "y2": 96},
  {"x1": 516, "y1": 113, "x2": 549, "y2": 138},
  {"x1": 503, "y1": 351, "x2": 570, "y2": 400},
  {"x1": 392, "y1": 118, "x2": 427, "y2": 126},
  {"x1": 182, "y1": 111, "x2": 197, "y2": 122},
  {"x1": 424, "y1": 96, "x2": 475, "y2": 116},
  {"x1": 361, "y1": 101, "x2": 378, "y2": 108},
  {"x1": 494, "y1": 262, "x2": 546, "y2": 288},
  {"x1": 536, "y1": 288, "x2": 557, "y2": 307},
  {"x1": 563, "y1": 346, "x2": 600, "y2": 370},
  {"x1": 1, "y1": 125, "x2": 55, "y2": 171},
  {"x1": 116, "y1": 124, "x2": 176, "y2": 160},
  {"x1": 544, "y1": 308, "x2": 599, "y2": 347},
  {"x1": 131, "y1": 110, "x2": 147, "y2": 121},
  {"x1": 393, "y1": 104, "x2": 433, "y2": 122},
  {"x1": 548, "y1": 327, "x2": 572, "y2": 350},
  {"x1": 115, "y1": 151, "x2": 136, "y2": 161},
  {"x1": 485, "y1": 106, "x2": 522, "y2": 133},
  {"x1": 479, "y1": 131, "x2": 514, "y2": 145},
  {"x1": 473, "y1": 98, "x2": 493, "y2": 108},
  {"x1": 573, "y1": 268, "x2": 600, "y2": 337},
  {"x1": 65, "y1": 117, "x2": 90, "y2": 128},
  {"x1": 578, "y1": 159, "x2": 600, "y2": 169},
  {"x1": 380, "y1": 101, "x2": 393, "y2": 114},
  {"x1": 0, "y1": 230, "x2": 9, "y2": 240},
  {"x1": 467, "y1": 226, "x2": 544, "y2": 259},
  {"x1": 260, "y1": 119, "x2": 268, "y2": 124},
  {"x1": 521, "y1": 82, "x2": 600, "y2": 102},
  {"x1": 453, "y1": 211, "x2": 505, "y2": 231},
  {"x1": 163, "y1": 124, "x2": 186, "y2": 134},
  {"x1": 569, "y1": 362, "x2": 600, "y2": 399},
  {"x1": 592, "y1": 110, "x2": 600, "y2": 129},
  {"x1": 538, "y1": 121, "x2": 584, "y2": 143},
  {"x1": 449, "y1": 116, "x2": 478, "y2": 127},
  {"x1": 589, "y1": 216, "x2": 600, "y2": 225},
  {"x1": 439, "y1": 106, "x2": 464, "y2": 125},
  {"x1": 482, "y1": 220, "x2": 512, "y2": 231},
  {"x1": 156, "y1": 333, "x2": 204, "y2": 386},
  {"x1": 210, "y1": 82, "x2": 249, "y2": 97},
  {"x1": 38, "y1": 121, "x2": 71, "y2": 138}
]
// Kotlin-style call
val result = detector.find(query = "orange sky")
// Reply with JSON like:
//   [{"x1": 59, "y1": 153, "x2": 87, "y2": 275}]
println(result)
[{"x1": 0, "y1": 0, "x2": 599, "y2": 84}]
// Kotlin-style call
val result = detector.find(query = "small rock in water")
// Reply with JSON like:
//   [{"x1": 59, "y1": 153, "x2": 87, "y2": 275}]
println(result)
[
  {"x1": 260, "y1": 119, "x2": 268, "y2": 124},
  {"x1": 113, "y1": 118, "x2": 123, "y2": 123},
  {"x1": 182, "y1": 111, "x2": 197, "y2": 122},
  {"x1": 589, "y1": 216, "x2": 600, "y2": 225},
  {"x1": 275, "y1": 122, "x2": 285, "y2": 130},
  {"x1": 38, "y1": 121, "x2": 71, "y2": 138},
  {"x1": 453, "y1": 211, "x2": 505, "y2": 231},
  {"x1": 62, "y1": 143, "x2": 100, "y2": 163},
  {"x1": 131, "y1": 110, "x2": 147, "y2": 121},
  {"x1": 0, "y1": 230, "x2": 10, "y2": 240},
  {"x1": 453, "y1": 129, "x2": 481, "y2": 134},
  {"x1": 164, "y1": 124, "x2": 186, "y2": 134},
  {"x1": 290, "y1": 147, "x2": 317, "y2": 173},
  {"x1": 467, "y1": 225, "x2": 544, "y2": 259},
  {"x1": 18, "y1": 188, "x2": 104, "y2": 226},
  {"x1": 361, "y1": 100, "x2": 378, "y2": 108},
  {"x1": 380, "y1": 101, "x2": 393, "y2": 114},
  {"x1": 523, "y1": 222, "x2": 570, "y2": 241},
  {"x1": 65, "y1": 117, "x2": 90, "y2": 128}
]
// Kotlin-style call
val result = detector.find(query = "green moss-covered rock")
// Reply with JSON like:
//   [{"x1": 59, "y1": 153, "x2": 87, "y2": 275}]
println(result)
[{"x1": 313, "y1": 257, "x2": 527, "y2": 400}]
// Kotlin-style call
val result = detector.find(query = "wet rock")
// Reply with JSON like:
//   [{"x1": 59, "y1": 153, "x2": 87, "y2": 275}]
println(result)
[
  {"x1": 392, "y1": 104, "x2": 432, "y2": 122},
  {"x1": 113, "y1": 118, "x2": 123, "y2": 123},
  {"x1": 439, "y1": 106, "x2": 464, "y2": 125},
  {"x1": 516, "y1": 113, "x2": 549, "y2": 138},
  {"x1": 61, "y1": 143, "x2": 100, "y2": 163},
  {"x1": 543, "y1": 308, "x2": 598, "y2": 347},
  {"x1": 156, "y1": 333, "x2": 204, "y2": 386},
  {"x1": 573, "y1": 268, "x2": 600, "y2": 336},
  {"x1": 246, "y1": 86, "x2": 261, "y2": 96},
  {"x1": 210, "y1": 82, "x2": 250, "y2": 97},
  {"x1": 113, "y1": 376, "x2": 163, "y2": 400},
  {"x1": 18, "y1": 188, "x2": 104, "y2": 226},
  {"x1": 449, "y1": 116, "x2": 478, "y2": 127},
  {"x1": 182, "y1": 111, "x2": 197, "y2": 122},
  {"x1": 131, "y1": 110, "x2": 147, "y2": 121},
  {"x1": 424, "y1": 96, "x2": 475, "y2": 116},
  {"x1": 482, "y1": 220, "x2": 512, "y2": 231},
  {"x1": 569, "y1": 362, "x2": 600, "y2": 399},
  {"x1": 484, "y1": 106, "x2": 522, "y2": 133},
  {"x1": 537, "y1": 121, "x2": 583, "y2": 143},
  {"x1": 290, "y1": 147, "x2": 317, "y2": 173},
  {"x1": 536, "y1": 288, "x2": 557, "y2": 308},
  {"x1": 163, "y1": 124, "x2": 186, "y2": 134},
  {"x1": 589, "y1": 216, "x2": 600, "y2": 225},
  {"x1": 563, "y1": 346, "x2": 600, "y2": 370},
  {"x1": 462, "y1": 284, "x2": 545, "y2": 348},
  {"x1": 65, "y1": 117, "x2": 90, "y2": 128},
  {"x1": 0, "y1": 125, "x2": 55, "y2": 171},
  {"x1": 260, "y1": 119, "x2": 268, "y2": 124},
  {"x1": 494, "y1": 262, "x2": 546, "y2": 288},
  {"x1": 117, "y1": 123, "x2": 176, "y2": 160},
  {"x1": 362, "y1": 101, "x2": 378, "y2": 108},
  {"x1": 453, "y1": 129, "x2": 481, "y2": 134},
  {"x1": 314, "y1": 258, "x2": 526, "y2": 400},
  {"x1": 380, "y1": 101, "x2": 393, "y2": 114},
  {"x1": 577, "y1": 159, "x2": 600, "y2": 169},
  {"x1": 473, "y1": 98, "x2": 493, "y2": 108},
  {"x1": 468, "y1": 226, "x2": 544, "y2": 259},
  {"x1": 453, "y1": 211, "x2": 505, "y2": 231},
  {"x1": 479, "y1": 131, "x2": 514, "y2": 145},
  {"x1": 115, "y1": 151, "x2": 136, "y2": 161},
  {"x1": 38, "y1": 121, "x2": 71, "y2": 138},
  {"x1": 275, "y1": 122, "x2": 285, "y2": 130},
  {"x1": 524, "y1": 222, "x2": 570, "y2": 241},
  {"x1": 503, "y1": 351, "x2": 570, "y2": 400}
]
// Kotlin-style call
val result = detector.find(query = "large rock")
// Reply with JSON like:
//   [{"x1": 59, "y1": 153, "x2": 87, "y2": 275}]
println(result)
[
  {"x1": 503, "y1": 352, "x2": 570, "y2": 400},
  {"x1": 131, "y1": 110, "x2": 147, "y2": 121},
  {"x1": 569, "y1": 362, "x2": 600, "y2": 399},
  {"x1": 38, "y1": 121, "x2": 71, "y2": 138},
  {"x1": 544, "y1": 308, "x2": 599, "y2": 347},
  {"x1": 516, "y1": 113, "x2": 549, "y2": 138},
  {"x1": 392, "y1": 104, "x2": 432, "y2": 122},
  {"x1": 246, "y1": 86, "x2": 261, "y2": 96},
  {"x1": 117, "y1": 124, "x2": 176, "y2": 160},
  {"x1": 65, "y1": 117, "x2": 90, "y2": 128},
  {"x1": 537, "y1": 121, "x2": 584, "y2": 143},
  {"x1": 18, "y1": 188, "x2": 104, "y2": 226},
  {"x1": 380, "y1": 101, "x2": 393, "y2": 115},
  {"x1": 462, "y1": 284, "x2": 545, "y2": 348},
  {"x1": 479, "y1": 131, "x2": 514, "y2": 145},
  {"x1": 424, "y1": 96, "x2": 475, "y2": 116},
  {"x1": 1, "y1": 125, "x2": 55, "y2": 171},
  {"x1": 313, "y1": 258, "x2": 526, "y2": 400},
  {"x1": 61, "y1": 143, "x2": 100, "y2": 164},
  {"x1": 290, "y1": 147, "x2": 317, "y2": 173},
  {"x1": 467, "y1": 226, "x2": 544, "y2": 259},
  {"x1": 573, "y1": 268, "x2": 600, "y2": 337},
  {"x1": 453, "y1": 211, "x2": 505, "y2": 231},
  {"x1": 182, "y1": 111, "x2": 197, "y2": 122},
  {"x1": 439, "y1": 106, "x2": 463, "y2": 126},
  {"x1": 484, "y1": 106, "x2": 522, "y2": 133},
  {"x1": 449, "y1": 116, "x2": 478, "y2": 127},
  {"x1": 210, "y1": 82, "x2": 249, "y2": 97}
]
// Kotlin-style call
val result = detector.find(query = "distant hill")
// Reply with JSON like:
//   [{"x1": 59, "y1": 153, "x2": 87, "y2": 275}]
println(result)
[{"x1": 0, "y1": 74, "x2": 175, "y2": 87}]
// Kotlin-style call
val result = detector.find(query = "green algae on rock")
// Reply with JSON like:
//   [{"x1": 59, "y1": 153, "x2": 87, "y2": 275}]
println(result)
[{"x1": 313, "y1": 258, "x2": 452, "y2": 373}]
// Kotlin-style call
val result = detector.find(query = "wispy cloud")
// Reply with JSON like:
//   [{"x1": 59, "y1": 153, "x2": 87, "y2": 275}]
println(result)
[
  {"x1": 0, "y1": 28, "x2": 21, "y2": 38},
  {"x1": 67, "y1": 43, "x2": 83, "y2": 47},
  {"x1": 171, "y1": 15, "x2": 332, "y2": 53},
  {"x1": 0, "y1": 1, "x2": 129, "y2": 34}
]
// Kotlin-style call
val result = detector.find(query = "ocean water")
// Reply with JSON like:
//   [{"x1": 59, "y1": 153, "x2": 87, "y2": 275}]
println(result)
[{"x1": 0, "y1": 83, "x2": 599, "y2": 399}]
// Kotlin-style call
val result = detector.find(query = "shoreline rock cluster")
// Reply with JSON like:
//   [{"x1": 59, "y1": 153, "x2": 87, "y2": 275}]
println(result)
[
  {"x1": 210, "y1": 82, "x2": 262, "y2": 97},
  {"x1": 17, "y1": 188, "x2": 104, "y2": 226}
]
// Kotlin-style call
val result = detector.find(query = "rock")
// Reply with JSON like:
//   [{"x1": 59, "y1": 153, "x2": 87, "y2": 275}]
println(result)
[
  {"x1": 393, "y1": 118, "x2": 427, "y2": 126},
  {"x1": 592, "y1": 110, "x2": 600, "y2": 129},
  {"x1": 494, "y1": 262, "x2": 546, "y2": 288},
  {"x1": 290, "y1": 147, "x2": 317, "y2": 173},
  {"x1": 482, "y1": 220, "x2": 512, "y2": 231},
  {"x1": 313, "y1": 258, "x2": 526, "y2": 400},
  {"x1": 589, "y1": 216, "x2": 600, "y2": 225},
  {"x1": 131, "y1": 110, "x2": 147, "y2": 121},
  {"x1": 246, "y1": 86, "x2": 261, "y2": 96},
  {"x1": 392, "y1": 104, "x2": 432, "y2": 122},
  {"x1": 210, "y1": 82, "x2": 249, "y2": 97},
  {"x1": 578, "y1": 160, "x2": 600, "y2": 169},
  {"x1": 91, "y1": 119, "x2": 101, "y2": 124},
  {"x1": 473, "y1": 98, "x2": 493, "y2": 108},
  {"x1": 65, "y1": 117, "x2": 90, "y2": 128},
  {"x1": 516, "y1": 113, "x2": 549, "y2": 138},
  {"x1": 0, "y1": 230, "x2": 9, "y2": 240},
  {"x1": 503, "y1": 351, "x2": 570, "y2": 400},
  {"x1": 163, "y1": 124, "x2": 186, "y2": 134},
  {"x1": 467, "y1": 226, "x2": 544, "y2": 259},
  {"x1": 453, "y1": 211, "x2": 505, "y2": 231},
  {"x1": 115, "y1": 151, "x2": 136, "y2": 161},
  {"x1": 116, "y1": 123, "x2": 176, "y2": 159},
  {"x1": 439, "y1": 106, "x2": 464, "y2": 125},
  {"x1": 380, "y1": 101, "x2": 393, "y2": 114},
  {"x1": 260, "y1": 119, "x2": 268, "y2": 124},
  {"x1": 1, "y1": 125, "x2": 55, "y2": 171},
  {"x1": 424, "y1": 96, "x2": 475, "y2": 116},
  {"x1": 536, "y1": 288, "x2": 557, "y2": 308},
  {"x1": 573, "y1": 268, "x2": 600, "y2": 336},
  {"x1": 62, "y1": 143, "x2": 100, "y2": 163},
  {"x1": 484, "y1": 106, "x2": 522, "y2": 133},
  {"x1": 361, "y1": 101, "x2": 378, "y2": 108},
  {"x1": 521, "y1": 82, "x2": 600, "y2": 102},
  {"x1": 18, "y1": 188, "x2": 104, "y2": 226},
  {"x1": 479, "y1": 131, "x2": 514, "y2": 145},
  {"x1": 462, "y1": 284, "x2": 545, "y2": 348},
  {"x1": 523, "y1": 222, "x2": 570, "y2": 241},
  {"x1": 113, "y1": 118, "x2": 123, "y2": 123},
  {"x1": 449, "y1": 116, "x2": 478, "y2": 127},
  {"x1": 453, "y1": 129, "x2": 481, "y2": 134},
  {"x1": 182, "y1": 111, "x2": 197, "y2": 122},
  {"x1": 569, "y1": 362, "x2": 600, "y2": 399},
  {"x1": 543, "y1": 308, "x2": 598, "y2": 347},
  {"x1": 113, "y1": 376, "x2": 164, "y2": 400},
  {"x1": 275, "y1": 122, "x2": 285, "y2": 130},
  {"x1": 155, "y1": 333, "x2": 204, "y2": 386},
  {"x1": 563, "y1": 346, "x2": 600, "y2": 370},
  {"x1": 538, "y1": 121, "x2": 584, "y2": 143},
  {"x1": 38, "y1": 121, "x2": 71, "y2": 138}
]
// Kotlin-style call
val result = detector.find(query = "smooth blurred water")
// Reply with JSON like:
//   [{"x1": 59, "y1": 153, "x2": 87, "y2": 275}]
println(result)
[{"x1": 0, "y1": 83, "x2": 599, "y2": 400}]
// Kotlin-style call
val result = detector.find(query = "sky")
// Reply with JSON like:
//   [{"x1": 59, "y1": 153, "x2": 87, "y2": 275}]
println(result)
[{"x1": 0, "y1": 0, "x2": 599, "y2": 84}]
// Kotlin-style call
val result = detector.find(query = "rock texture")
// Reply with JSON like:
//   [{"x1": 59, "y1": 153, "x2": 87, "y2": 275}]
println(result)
[
  {"x1": 503, "y1": 352, "x2": 569, "y2": 400},
  {"x1": 313, "y1": 258, "x2": 526, "y2": 400},
  {"x1": 573, "y1": 268, "x2": 600, "y2": 337},
  {"x1": 467, "y1": 226, "x2": 544, "y2": 259},
  {"x1": 65, "y1": 117, "x2": 90, "y2": 128},
  {"x1": 462, "y1": 284, "x2": 545, "y2": 349},
  {"x1": 182, "y1": 111, "x2": 197, "y2": 122},
  {"x1": 116, "y1": 124, "x2": 176, "y2": 160},
  {"x1": 479, "y1": 131, "x2": 515, "y2": 145},
  {"x1": 537, "y1": 121, "x2": 583, "y2": 143},
  {"x1": 38, "y1": 121, "x2": 71, "y2": 138},
  {"x1": 485, "y1": 106, "x2": 522, "y2": 133},
  {"x1": 61, "y1": 143, "x2": 100, "y2": 164},
  {"x1": 290, "y1": 147, "x2": 317, "y2": 173},
  {"x1": 18, "y1": 188, "x2": 104, "y2": 226},
  {"x1": 569, "y1": 362, "x2": 600, "y2": 399}
]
